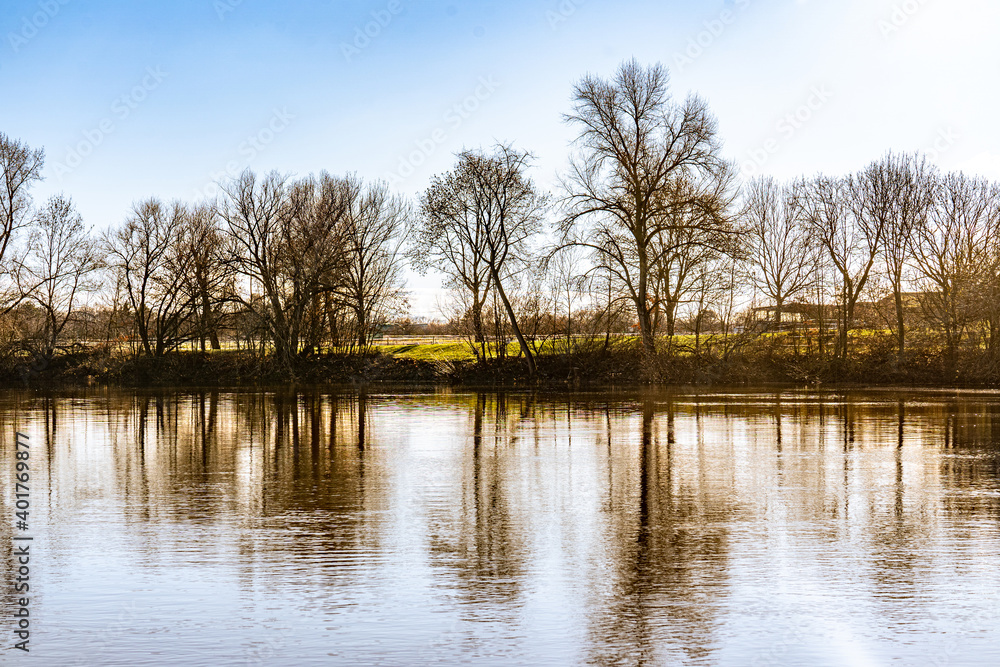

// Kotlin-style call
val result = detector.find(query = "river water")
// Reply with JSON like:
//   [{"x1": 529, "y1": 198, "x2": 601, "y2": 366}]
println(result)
[{"x1": 1, "y1": 388, "x2": 998, "y2": 666}]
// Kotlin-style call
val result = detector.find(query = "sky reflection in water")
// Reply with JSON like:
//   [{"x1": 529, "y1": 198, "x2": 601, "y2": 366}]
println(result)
[{"x1": 1, "y1": 389, "x2": 998, "y2": 666}]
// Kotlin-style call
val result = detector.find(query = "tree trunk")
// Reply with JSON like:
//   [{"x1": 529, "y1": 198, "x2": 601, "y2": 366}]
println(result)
[
  {"x1": 636, "y1": 247, "x2": 655, "y2": 355},
  {"x1": 137, "y1": 308, "x2": 152, "y2": 356},
  {"x1": 490, "y1": 268, "x2": 535, "y2": 377},
  {"x1": 839, "y1": 281, "x2": 851, "y2": 359},
  {"x1": 356, "y1": 307, "x2": 367, "y2": 351},
  {"x1": 471, "y1": 298, "x2": 485, "y2": 343},
  {"x1": 894, "y1": 287, "x2": 905, "y2": 364},
  {"x1": 669, "y1": 297, "x2": 683, "y2": 335},
  {"x1": 636, "y1": 303, "x2": 655, "y2": 355},
  {"x1": 199, "y1": 285, "x2": 220, "y2": 351},
  {"x1": 566, "y1": 292, "x2": 572, "y2": 355},
  {"x1": 44, "y1": 308, "x2": 58, "y2": 361}
]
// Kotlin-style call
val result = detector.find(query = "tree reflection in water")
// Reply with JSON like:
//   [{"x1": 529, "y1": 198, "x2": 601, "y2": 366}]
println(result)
[{"x1": 0, "y1": 389, "x2": 997, "y2": 665}]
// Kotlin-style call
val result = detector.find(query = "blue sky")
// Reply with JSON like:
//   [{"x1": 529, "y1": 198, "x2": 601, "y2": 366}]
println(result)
[{"x1": 3, "y1": 0, "x2": 999, "y2": 316}]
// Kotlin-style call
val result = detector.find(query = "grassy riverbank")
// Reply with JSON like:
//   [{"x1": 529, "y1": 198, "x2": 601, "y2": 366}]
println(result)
[{"x1": 5, "y1": 332, "x2": 1000, "y2": 389}]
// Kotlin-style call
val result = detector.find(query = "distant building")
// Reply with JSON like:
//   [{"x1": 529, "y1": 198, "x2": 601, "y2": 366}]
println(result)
[
  {"x1": 749, "y1": 302, "x2": 835, "y2": 331},
  {"x1": 750, "y1": 292, "x2": 941, "y2": 332}
]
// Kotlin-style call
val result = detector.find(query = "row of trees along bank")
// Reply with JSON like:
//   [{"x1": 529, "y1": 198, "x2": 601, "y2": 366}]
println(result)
[{"x1": 2, "y1": 60, "x2": 999, "y2": 381}]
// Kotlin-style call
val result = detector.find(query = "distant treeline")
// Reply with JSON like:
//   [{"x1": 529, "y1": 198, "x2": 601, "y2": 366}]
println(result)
[{"x1": 2, "y1": 59, "x2": 1000, "y2": 383}]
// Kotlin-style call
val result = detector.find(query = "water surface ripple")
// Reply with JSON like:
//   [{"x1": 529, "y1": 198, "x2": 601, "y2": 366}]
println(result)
[{"x1": 2, "y1": 389, "x2": 998, "y2": 666}]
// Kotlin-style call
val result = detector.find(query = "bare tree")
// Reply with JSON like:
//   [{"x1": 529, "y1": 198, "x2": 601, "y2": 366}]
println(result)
[
  {"x1": 561, "y1": 59, "x2": 736, "y2": 354},
  {"x1": 711, "y1": 254, "x2": 742, "y2": 340},
  {"x1": 0, "y1": 133, "x2": 45, "y2": 313},
  {"x1": 175, "y1": 203, "x2": 231, "y2": 351},
  {"x1": 850, "y1": 152, "x2": 936, "y2": 362},
  {"x1": 800, "y1": 175, "x2": 887, "y2": 358},
  {"x1": 419, "y1": 144, "x2": 547, "y2": 375},
  {"x1": 650, "y1": 214, "x2": 727, "y2": 340},
  {"x1": 980, "y1": 189, "x2": 1000, "y2": 354},
  {"x1": 336, "y1": 178, "x2": 409, "y2": 350},
  {"x1": 580, "y1": 254, "x2": 641, "y2": 353},
  {"x1": 679, "y1": 255, "x2": 732, "y2": 353},
  {"x1": 741, "y1": 176, "x2": 814, "y2": 328},
  {"x1": 515, "y1": 266, "x2": 556, "y2": 356},
  {"x1": 547, "y1": 246, "x2": 587, "y2": 353},
  {"x1": 412, "y1": 168, "x2": 495, "y2": 352},
  {"x1": 217, "y1": 170, "x2": 350, "y2": 365},
  {"x1": 217, "y1": 170, "x2": 289, "y2": 359},
  {"x1": 105, "y1": 199, "x2": 194, "y2": 356},
  {"x1": 912, "y1": 173, "x2": 1000, "y2": 368},
  {"x1": 20, "y1": 195, "x2": 100, "y2": 359}
]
